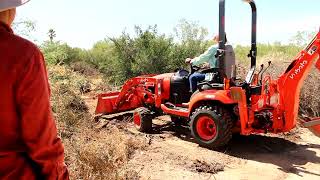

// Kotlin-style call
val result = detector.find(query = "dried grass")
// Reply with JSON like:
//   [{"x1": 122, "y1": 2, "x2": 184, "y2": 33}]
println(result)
[
  {"x1": 299, "y1": 68, "x2": 320, "y2": 117},
  {"x1": 64, "y1": 127, "x2": 146, "y2": 180},
  {"x1": 70, "y1": 61, "x2": 99, "y2": 77},
  {"x1": 49, "y1": 65, "x2": 146, "y2": 179}
]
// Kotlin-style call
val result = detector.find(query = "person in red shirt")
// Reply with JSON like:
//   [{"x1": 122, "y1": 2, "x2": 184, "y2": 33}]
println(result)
[{"x1": 0, "y1": 1, "x2": 69, "y2": 179}]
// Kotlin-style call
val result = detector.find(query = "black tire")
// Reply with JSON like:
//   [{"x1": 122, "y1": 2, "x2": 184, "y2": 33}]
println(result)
[
  {"x1": 171, "y1": 116, "x2": 188, "y2": 126},
  {"x1": 133, "y1": 107, "x2": 153, "y2": 133},
  {"x1": 190, "y1": 105, "x2": 233, "y2": 149}
]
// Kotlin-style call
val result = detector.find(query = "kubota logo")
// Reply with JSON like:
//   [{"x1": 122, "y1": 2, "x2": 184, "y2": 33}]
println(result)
[{"x1": 289, "y1": 60, "x2": 308, "y2": 79}]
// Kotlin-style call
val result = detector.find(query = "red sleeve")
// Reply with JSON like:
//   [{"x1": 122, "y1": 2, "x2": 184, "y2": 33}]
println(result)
[{"x1": 15, "y1": 49, "x2": 69, "y2": 180}]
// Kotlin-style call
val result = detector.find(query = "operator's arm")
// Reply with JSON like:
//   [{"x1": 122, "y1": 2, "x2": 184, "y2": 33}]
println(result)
[
  {"x1": 15, "y1": 49, "x2": 69, "y2": 180},
  {"x1": 191, "y1": 45, "x2": 218, "y2": 66}
]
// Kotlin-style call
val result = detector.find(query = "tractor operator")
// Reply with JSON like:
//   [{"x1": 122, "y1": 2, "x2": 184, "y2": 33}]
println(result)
[
  {"x1": 0, "y1": 0, "x2": 69, "y2": 179},
  {"x1": 185, "y1": 36, "x2": 219, "y2": 92}
]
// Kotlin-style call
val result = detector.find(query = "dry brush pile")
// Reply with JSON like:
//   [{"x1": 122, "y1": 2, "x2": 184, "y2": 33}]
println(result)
[{"x1": 48, "y1": 65, "x2": 146, "y2": 179}]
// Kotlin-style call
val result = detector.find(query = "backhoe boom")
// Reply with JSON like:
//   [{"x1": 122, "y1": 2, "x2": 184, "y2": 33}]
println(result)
[{"x1": 277, "y1": 31, "x2": 320, "y2": 131}]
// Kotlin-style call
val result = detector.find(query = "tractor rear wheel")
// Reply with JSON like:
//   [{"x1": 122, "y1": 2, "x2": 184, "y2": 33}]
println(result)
[
  {"x1": 133, "y1": 107, "x2": 153, "y2": 133},
  {"x1": 190, "y1": 105, "x2": 233, "y2": 149}
]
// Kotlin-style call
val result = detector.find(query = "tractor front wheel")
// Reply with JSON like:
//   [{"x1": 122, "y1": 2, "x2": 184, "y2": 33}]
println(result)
[
  {"x1": 133, "y1": 107, "x2": 153, "y2": 133},
  {"x1": 190, "y1": 105, "x2": 233, "y2": 149}
]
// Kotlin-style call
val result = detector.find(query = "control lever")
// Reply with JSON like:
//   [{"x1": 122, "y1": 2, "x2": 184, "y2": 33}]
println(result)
[
  {"x1": 260, "y1": 61, "x2": 272, "y2": 84},
  {"x1": 257, "y1": 64, "x2": 264, "y2": 85}
]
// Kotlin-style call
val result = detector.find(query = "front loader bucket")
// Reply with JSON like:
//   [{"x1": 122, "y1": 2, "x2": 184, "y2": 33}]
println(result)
[
  {"x1": 95, "y1": 75, "x2": 157, "y2": 116},
  {"x1": 300, "y1": 117, "x2": 320, "y2": 138},
  {"x1": 95, "y1": 92, "x2": 120, "y2": 115}
]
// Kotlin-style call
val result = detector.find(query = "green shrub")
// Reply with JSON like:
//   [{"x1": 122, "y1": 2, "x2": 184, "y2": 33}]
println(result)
[{"x1": 41, "y1": 41, "x2": 73, "y2": 65}]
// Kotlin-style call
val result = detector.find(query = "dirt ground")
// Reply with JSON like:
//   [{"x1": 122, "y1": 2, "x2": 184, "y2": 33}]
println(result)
[{"x1": 84, "y1": 95, "x2": 320, "y2": 180}]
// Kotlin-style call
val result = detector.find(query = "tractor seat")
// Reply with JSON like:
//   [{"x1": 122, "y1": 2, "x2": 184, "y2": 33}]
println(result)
[
  {"x1": 197, "y1": 73, "x2": 225, "y2": 91},
  {"x1": 250, "y1": 85, "x2": 262, "y2": 95},
  {"x1": 174, "y1": 69, "x2": 189, "y2": 78},
  {"x1": 224, "y1": 44, "x2": 236, "y2": 79}
]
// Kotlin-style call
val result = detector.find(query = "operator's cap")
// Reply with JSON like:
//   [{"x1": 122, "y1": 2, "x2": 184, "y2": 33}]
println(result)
[{"x1": 0, "y1": 0, "x2": 30, "y2": 12}]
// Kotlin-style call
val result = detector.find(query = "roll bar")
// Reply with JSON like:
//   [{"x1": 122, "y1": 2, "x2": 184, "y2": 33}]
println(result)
[
  {"x1": 217, "y1": 0, "x2": 257, "y2": 77},
  {"x1": 247, "y1": 0, "x2": 257, "y2": 69},
  {"x1": 218, "y1": 0, "x2": 226, "y2": 73}
]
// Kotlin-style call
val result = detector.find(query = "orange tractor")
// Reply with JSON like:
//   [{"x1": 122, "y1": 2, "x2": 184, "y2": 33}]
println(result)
[{"x1": 95, "y1": 0, "x2": 320, "y2": 148}]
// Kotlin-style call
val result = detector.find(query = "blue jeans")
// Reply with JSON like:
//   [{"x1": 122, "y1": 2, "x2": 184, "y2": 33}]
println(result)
[{"x1": 189, "y1": 72, "x2": 205, "y2": 92}]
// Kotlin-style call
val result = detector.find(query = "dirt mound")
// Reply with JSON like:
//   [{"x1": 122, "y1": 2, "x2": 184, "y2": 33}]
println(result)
[{"x1": 189, "y1": 159, "x2": 224, "y2": 174}]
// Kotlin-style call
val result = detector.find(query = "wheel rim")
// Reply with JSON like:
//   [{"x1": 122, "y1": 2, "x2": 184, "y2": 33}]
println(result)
[
  {"x1": 133, "y1": 112, "x2": 141, "y2": 128},
  {"x1": 196, "y1": 115, "x2": 217, "y2": 141}
]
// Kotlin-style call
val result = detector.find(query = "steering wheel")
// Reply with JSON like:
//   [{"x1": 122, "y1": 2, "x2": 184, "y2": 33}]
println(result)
[{"x1": 190, "y1": 64, "x2": 201, "y2": 74}]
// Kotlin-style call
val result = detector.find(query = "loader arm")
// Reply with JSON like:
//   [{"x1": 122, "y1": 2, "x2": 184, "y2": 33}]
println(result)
[
  {"x1": 277, "y1": 30, "x2": 320, "y2": 132},
  {"x1": 95, "y1": 76, "x2": 157, "y2": 115}
]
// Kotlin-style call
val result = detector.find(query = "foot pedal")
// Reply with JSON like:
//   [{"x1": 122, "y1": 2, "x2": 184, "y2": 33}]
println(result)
[
  {"x1": 165, "y1": 102, "x2": 176, "y2": 108},
  {"x1": 182, "y1": 103, "x2": 189, "y2": 108}
]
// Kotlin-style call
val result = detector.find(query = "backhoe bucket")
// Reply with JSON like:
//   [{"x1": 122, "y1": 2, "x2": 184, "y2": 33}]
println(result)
[
  {"x1": 300, "y1": 117, "x2": 320, "y2": 138},
  {"x1": 316, "y1": 57, "x2": 320, "y2": 71}
]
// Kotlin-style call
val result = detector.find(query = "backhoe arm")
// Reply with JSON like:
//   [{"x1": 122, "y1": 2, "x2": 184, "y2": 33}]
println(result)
[
  {"x1": 301, "y1": 31, "x2": 320, "y2": 137},
  {"x1": 277, "y1": 30, "x2": 320, "y2": 136}
]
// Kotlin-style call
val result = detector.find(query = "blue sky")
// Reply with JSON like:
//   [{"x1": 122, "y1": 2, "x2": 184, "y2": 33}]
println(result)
[{"x1": 16, "y1": 0, "x2": 320, "y2": 49}]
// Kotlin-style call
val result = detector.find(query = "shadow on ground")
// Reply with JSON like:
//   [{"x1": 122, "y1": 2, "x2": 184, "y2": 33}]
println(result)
[{"x1": 151, "y1": 121, "x2": 320, "y2": 177}]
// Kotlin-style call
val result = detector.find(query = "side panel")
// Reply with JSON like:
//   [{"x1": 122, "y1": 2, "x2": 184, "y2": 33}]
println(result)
[
  {"x1": 155, "y1": 79, "x2": 163, "y2": 108},
  {"x1": 162, "y1": 77, "x2": 171, "y2": 100},
  {"x1": 155, "y1": 73, "x2": 173, "y2": 107},
  {"x1": 230, "y1": 87, "x2": 253, "y2": 135}
]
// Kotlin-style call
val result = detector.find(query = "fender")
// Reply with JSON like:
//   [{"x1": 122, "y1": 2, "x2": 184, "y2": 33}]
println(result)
[{"x1": 188, "y1": 90, "x2": 236, "y2": 115}]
